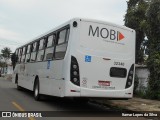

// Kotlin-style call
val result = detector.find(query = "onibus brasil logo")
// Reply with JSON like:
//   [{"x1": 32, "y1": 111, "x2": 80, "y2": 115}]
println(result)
[{"x1": 88, "y1": 25, "x2": 125, "y2": 41}]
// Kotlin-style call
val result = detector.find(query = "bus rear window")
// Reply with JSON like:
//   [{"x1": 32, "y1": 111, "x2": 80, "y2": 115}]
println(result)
[{"x1": 110, "y1": 67, "x2": 127, "y2": 78}]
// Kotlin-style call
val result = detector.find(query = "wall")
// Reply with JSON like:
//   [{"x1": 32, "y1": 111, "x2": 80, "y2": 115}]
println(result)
[{"x1": 135, "y1": 65, "x2": 150, "y2": 91}]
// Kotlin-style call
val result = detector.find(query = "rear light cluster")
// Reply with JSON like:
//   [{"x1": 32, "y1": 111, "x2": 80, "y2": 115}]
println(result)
[
  {"x1": 125, "y1": 64, "x2": 134, "y2": 89},
  {"x1": 70, "y1": 56, "x2": 80, "y2": 86}
]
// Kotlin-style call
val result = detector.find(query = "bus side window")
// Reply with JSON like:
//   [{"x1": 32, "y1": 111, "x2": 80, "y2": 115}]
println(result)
[
  {"x1": 17, "y1": 49, "x2": 19, "y2": 63},
  {"x1": 39, "y1": 39, "x2": 45, "y2": 50},
  {"x1": 15, "y1": 49, "x2": 18, "y2": 56},
  {"x1": 55, "y1": 44, "x2": 67, "y2": 59},
  {"x1": 25, "y1": 44, "x2": 31, "y2": 63},
  {"x1": 66, "y1": 28, "x2": 70, "y2": 42},
  {"x1": 55, "y1": 28, "x2": 69, "y2": 59},
  {"x1": 57, "y1": 29, "x2": 66, "y2": 44},
  {"x1": 37, "y1": 39, "x2": 45, "y2": 61},
  {"x1": 30, "y1": 42, "x2": 37, "y2": 62},
  {"x1": 18, "y1": 48, "x2": 22, "y2": 63},
  {"x1": 21, "y1": 46, "x2": 27, "y2": 63},
  {"x1": 47, "y1": 35, "x2": 54, "y2": 47},
  {"x1": 44, "y1": 34, "x2": 55, "y2": 61},
  {"x1": 15, "y1": 49, "x2": 19, "y2": 63}
]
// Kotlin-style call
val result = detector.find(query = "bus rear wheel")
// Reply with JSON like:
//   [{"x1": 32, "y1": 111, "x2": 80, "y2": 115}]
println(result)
[{"x1": 34, "y1": 79, "x2": 41, "y2": 101}]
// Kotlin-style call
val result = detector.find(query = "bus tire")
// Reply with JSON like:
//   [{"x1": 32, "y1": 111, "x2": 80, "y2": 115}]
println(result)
[
  {"x1": 16, "y1": 75, "x2": 22, "y2": 90},
  {"x1": 34, "y1": 79, "x2": 41, "y2": 101}
]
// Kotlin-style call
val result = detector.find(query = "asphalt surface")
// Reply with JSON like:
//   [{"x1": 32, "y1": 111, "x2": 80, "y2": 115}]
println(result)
[{"x1": 0, "y1": 77, "x2": 149, "y2": 120}]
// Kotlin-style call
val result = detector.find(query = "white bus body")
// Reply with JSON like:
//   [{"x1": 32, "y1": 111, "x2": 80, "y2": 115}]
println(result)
[{"x1": 12, "y1": 18, "x2": 135, "y2": 100}]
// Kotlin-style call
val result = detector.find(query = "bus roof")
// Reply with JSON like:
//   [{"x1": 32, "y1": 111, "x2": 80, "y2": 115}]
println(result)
[
  {"x1": 16, "y1": 18, "x2": 134, "y2": 50},
  {"x1": 80, "y1": 18, "x2": 134, "y2": 32}
]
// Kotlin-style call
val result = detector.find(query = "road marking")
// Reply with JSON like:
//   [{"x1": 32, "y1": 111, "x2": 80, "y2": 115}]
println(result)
[
  {"x1": 12, "y1": 101, "x2": 36, "y2": 120},
  {"x1": 12, "y1": 101, "x2": 25, "y2": 112}
]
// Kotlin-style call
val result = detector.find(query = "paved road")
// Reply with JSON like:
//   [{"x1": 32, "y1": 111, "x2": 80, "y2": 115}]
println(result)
[{"x1": 0, "y1": 77, "x2": 148, "y2": 120}]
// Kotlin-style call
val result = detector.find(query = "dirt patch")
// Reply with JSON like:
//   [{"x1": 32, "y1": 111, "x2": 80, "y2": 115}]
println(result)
[{"x1": 95, "y1": 98, "x2": 160, "y2": 111}]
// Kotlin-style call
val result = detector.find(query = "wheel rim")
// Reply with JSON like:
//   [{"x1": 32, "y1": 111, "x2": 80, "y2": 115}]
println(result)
[{"x1": 35, "y1": 84, "x2": 38, "y2": 97}]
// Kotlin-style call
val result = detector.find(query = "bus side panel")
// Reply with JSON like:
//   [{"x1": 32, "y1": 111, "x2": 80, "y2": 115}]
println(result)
[
  {"x1": 37, "y1": 60, "x2": 65, "y2": 97},
  {"x1": 63, "y1": 19, "x2": 81, "y2": 97}
]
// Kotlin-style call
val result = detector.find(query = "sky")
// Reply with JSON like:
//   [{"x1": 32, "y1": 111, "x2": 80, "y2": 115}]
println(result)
[{"x1": 0, "y1": 0, "x2": 127, "y2": 53}]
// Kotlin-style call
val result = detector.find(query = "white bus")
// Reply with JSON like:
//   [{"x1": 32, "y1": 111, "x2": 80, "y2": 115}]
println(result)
[{"x1": 12, "y1": 18, "x2": 135, "y2": 101}]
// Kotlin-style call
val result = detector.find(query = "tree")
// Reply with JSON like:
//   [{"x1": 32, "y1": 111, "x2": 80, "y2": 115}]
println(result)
[
  {"x1": 124, "y1": 0, "x2": 160, "y2": 100},
  {"x1": 0, "y1": 61, "x2": 7, "y2": 68},
  {"x1": 124, "y1": 0, "x2": 149, "y2": 64},
  {"x1": 1, "y1": 47, "x2": 12, "y2": 64},
  {"x1": 145, "y1": 0, "x2": 160, "y2": 99},
  {"x1": 11, "y1": 53, "x2": 18, "y2": 70}
]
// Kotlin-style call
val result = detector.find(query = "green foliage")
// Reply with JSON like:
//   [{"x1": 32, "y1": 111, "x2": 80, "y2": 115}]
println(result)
[
  {"x1": 0, "y1": 61, "x2": 7, "y2": 68},
  {"x1": 136, "y1": 89, "x2": 147, "y2": 98},
  {"x1": 1, "y1": 47, "x2": 12, "y2": 63},
  {"x1": 145, "y1": 0, "x2": 160, "y2": 51},
  {"x1": 127, "y1": 0, "x2": 139, "y2": 9},
  {"x1": 125, "y1": 0, "x2": 160, "y2": 100},
  {"x1": 146, "y1": 0, "x2": 160, "y2": 100},
  {"x1": 124, "y1": 0, "x2": 149, "y2": 64},
  {"x1": 134, "y1": 74, "x2": 148, "y2": 98},
  {"x1": 147, "y1": 52, "x2": 160, "y2": 99},
  {"x1": 137, "y1": 48, "x2": 145, "y2": 64},
  {"x1": 11, "y1": 53, "x2": 18, "y2": 70}
]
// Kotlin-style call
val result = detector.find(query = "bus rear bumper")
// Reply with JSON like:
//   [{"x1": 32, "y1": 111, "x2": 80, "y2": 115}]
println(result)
[{"x1": 79, "y1": 87, "x2": 133, "y2": 98}]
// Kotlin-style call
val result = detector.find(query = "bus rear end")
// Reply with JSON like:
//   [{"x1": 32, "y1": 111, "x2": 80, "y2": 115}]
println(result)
[{"x1": 68, "y1": 19, "x2": 135, "y2": 99}]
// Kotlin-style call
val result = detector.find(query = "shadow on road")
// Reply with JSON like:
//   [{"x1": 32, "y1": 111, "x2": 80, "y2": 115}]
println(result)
[{"x1": 14, "y1": 87, "x2": 113, "y2": 112}]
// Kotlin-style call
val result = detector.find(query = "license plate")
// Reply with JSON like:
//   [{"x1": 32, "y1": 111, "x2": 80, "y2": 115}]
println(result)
[{"x1": 98, "y1": 80, "x2": 110, "y2": 86}]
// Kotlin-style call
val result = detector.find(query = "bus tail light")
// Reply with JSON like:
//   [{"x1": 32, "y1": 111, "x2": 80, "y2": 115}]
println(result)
[
  {"x1": 70, "y1": 56, "x2": 80, "y2": 86},
  {"x1": 125, "y1": 64, "x2": 134, "y2": 89}
]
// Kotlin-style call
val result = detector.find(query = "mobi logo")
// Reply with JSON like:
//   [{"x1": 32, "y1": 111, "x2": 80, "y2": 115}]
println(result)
[{"x1": 88, "y1": 25, "x2": 125, "y2": 41}]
